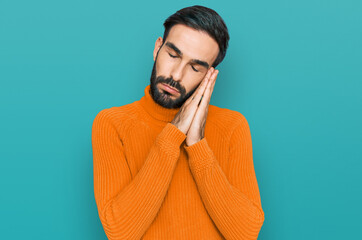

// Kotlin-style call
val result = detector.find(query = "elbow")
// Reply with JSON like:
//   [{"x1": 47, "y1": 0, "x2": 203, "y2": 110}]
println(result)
[
  {"x1": 257, "y1": 206, "x2": 265, "y2": 224},
  {"x1": 252, "y1": 207, "x2": 265, "y2": 239},
  {"x1": 98, "y1": 201, "x2": 144, "y2": 240},
  {"x1": 254, "y1": 205, "x2": 265, "y2": 228}
]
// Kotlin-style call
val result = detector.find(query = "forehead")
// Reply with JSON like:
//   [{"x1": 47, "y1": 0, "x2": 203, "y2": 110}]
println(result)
[{"x1": 165, "y1": 24, "x2": 219, "y2": 65}]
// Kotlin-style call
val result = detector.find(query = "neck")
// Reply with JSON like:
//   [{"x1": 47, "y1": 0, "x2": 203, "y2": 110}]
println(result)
[{"x1": 138, "y1": 85, "x2": 180, "y2": 123}]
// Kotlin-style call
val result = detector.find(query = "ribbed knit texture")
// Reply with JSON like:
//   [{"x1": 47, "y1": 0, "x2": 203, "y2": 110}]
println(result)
[{"x1": 92, "y1": 84, "x2": 265, "y2": 240}]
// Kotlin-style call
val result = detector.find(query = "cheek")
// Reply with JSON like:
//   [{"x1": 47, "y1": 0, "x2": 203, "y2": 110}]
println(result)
[
  {"x1": 184, "y1": 76, "x2": 203, "y2": 94},
  {"x1": 156, "y1": 53, "x2": 174, "y2": 75}
]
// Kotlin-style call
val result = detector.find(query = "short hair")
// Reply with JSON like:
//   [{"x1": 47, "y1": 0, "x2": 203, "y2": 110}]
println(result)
[{"x1": 162, "y1": 5, "x2": 230, "y2": 68}]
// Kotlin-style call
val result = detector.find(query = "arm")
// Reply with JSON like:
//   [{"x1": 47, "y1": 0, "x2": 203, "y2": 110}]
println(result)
[
  {"x1": 92, "y1": 110, "x2": 186, "y2": 240},
  {"x1": 184, "y1": 115, "x2": 265, "y2": 240}
]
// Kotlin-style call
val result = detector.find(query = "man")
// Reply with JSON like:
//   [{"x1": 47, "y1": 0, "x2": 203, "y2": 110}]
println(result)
[{"x1": 92, "y1": 5, "x2": 265, "y2": 240}]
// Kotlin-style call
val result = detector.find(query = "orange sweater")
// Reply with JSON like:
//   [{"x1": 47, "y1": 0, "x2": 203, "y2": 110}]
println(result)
[{"x1": 92, "y1": 84, "x2": 265, "y2": 240}]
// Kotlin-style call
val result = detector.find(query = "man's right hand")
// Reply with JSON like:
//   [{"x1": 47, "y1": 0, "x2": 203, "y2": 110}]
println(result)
[{"x1": 171, "y1": 67, "x2": 215, "y2": 135}]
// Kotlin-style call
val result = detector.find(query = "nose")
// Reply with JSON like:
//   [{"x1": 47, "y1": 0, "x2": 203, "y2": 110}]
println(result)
[{"x1": 170, "y1": 61, "x2": 185, "y2": 82}]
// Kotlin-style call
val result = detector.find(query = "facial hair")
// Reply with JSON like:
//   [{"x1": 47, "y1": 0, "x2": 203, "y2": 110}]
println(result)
[{"x1": 149, "y1": 53, "x2": 197, "y2": 109}]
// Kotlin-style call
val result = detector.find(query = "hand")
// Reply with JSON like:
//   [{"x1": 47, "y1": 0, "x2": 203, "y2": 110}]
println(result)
[
  {"x1": 185, "y1": 68, "x2": 218, "y2": 146},
  {"x1": 171, "y1": 67, "x2": 216, "y2": 135}
]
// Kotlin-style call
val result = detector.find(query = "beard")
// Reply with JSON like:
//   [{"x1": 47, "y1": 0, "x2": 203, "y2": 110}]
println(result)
[{"x1": 149, "y1": 54, "x2": 197, "y2": 109}]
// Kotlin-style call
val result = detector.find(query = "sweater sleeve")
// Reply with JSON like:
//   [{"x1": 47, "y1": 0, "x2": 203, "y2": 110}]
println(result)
[
  {"x1": 92, "y1": 111, "x2": 186, "y2": 240},
  {"x1": 184, "y1": 115, "x2": 265, "y2": 240}
]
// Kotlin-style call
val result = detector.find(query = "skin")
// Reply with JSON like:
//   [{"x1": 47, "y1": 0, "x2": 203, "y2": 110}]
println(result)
[{"x1": 150, "y1": 24, "x2": 220, "y2": 146}]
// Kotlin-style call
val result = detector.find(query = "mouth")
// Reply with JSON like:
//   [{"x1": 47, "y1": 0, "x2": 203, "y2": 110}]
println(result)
[{"x1": 160, "y1": 83, "x2": 180, "y2": 95}]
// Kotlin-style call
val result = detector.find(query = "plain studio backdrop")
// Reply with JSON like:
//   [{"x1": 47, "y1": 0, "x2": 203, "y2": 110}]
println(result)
[{"x1": 0, "y1": 0, "x2": 361, "y2": 239}]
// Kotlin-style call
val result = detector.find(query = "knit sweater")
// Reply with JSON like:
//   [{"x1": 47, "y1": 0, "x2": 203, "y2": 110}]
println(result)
[{"x1": 91, "y1": 84, "x2": 265, "y2": 240}]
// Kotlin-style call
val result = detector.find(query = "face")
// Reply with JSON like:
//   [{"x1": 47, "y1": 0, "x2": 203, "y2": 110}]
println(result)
[{"x1": 149, "y1": 24, "x2": 219, "y2": 108}]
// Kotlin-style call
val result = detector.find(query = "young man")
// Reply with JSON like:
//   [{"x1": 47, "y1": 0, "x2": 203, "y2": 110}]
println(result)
[{"x1": 92, "y1": 5, "x2": 265, "y2": 240}]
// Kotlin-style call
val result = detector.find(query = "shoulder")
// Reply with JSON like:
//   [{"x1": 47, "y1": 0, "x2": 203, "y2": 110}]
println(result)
[
  {"x1": 92, "y1": 102, "x2": 139, "y2": 132},
  {"x1": 204, "y1": 105, "x2": 251, "y2": 144},
  {"x1": 207, "y1": 105, "x2": 253, "y2": 147},
  {"x1": 208, "y1": 104, "x2": 251, "y2": 132}
]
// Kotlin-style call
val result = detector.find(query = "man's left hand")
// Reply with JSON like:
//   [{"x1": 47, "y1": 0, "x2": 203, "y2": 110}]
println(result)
[{"x1": 185, "y1": 68, "x2": 219, "y2": 146}]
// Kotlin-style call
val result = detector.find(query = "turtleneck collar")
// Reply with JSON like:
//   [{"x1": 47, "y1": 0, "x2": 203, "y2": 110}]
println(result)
[{"x1": 138, "y1": 84, "x2": 180, "y2": 123}]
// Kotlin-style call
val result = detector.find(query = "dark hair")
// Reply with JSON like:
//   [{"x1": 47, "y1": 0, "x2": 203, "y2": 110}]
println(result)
[{"x1": 162, "y1": 5, "x2": 230, "y2": 68}]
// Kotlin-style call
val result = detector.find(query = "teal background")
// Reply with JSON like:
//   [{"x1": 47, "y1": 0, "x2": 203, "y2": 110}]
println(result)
[{"x1": 1, "y1": 0, "x2": 361, "y2": 239}]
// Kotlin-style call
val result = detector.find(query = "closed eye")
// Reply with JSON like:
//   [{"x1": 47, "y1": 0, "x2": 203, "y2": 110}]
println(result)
[
  {"x1": 168, "y1": 52, "x2": 199, "y2": 72},
  {"x1": 191, "y1": 65, "x2": 199, "y2": 72},
  {"x1": 168, "y1": 53, "x2": 177, "y2": 58}
]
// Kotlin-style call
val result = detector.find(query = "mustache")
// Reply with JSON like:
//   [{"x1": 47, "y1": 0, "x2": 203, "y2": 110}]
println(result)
[{"x1": 156, "y1": 76, "x2": 183, "y2": 93}]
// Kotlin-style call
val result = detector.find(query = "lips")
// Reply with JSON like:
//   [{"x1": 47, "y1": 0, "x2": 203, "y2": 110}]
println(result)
[{"x1": 161, "y1": 83, "x2": 179, "y2": 94}]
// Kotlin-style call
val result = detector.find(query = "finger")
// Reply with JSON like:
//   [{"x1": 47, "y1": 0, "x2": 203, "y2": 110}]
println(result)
[
  {"x1": 195, "y1": 67, "x2": 213, "y2": 97},
  {"x1": 208, "y1": 70, "x2": 218, "y2": 101},
  {"x1": 196, "y1": 69, "x2": 217, "y2": 107},
  {"x1": 191, "y1": 75, "x2": 214, "y2": 124},
  {"x1": 210, "y1": 72, "x2": 217, "y2": 93},
  {"x1": 189, "y1": 67, "x2": 214, "y2": 103},
  {"x1": 190, "y1": 70, "x2": 218, "y2": 127},
  {"x1": 199, "y1": 70, "x2": 218, "y2": 108}
]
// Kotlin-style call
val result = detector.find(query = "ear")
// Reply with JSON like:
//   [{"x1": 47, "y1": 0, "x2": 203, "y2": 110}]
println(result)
[{"x1": 153, "y1": 37, "x2": 163, "y2": 61}]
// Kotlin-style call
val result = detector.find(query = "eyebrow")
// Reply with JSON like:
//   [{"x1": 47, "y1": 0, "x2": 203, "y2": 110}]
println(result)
[{"x1": 165, "y1": 41, "x2": 210, "y2": 69}]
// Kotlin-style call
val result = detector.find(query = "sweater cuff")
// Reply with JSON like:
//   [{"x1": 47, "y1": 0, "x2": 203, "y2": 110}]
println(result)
[
  {"x1": 184, "y1": 137, "x2": 215, "y2": 174},
  {"x1": 157, "y1": 123, "x2": 187, "y2": 147}
]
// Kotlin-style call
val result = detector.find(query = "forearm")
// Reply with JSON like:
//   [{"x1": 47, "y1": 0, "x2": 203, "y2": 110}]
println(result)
[
  {"x1": 94, "y1": 123, "x2": 186, "y2": 240},
  {"x1": 185, "y1": 138, "x2": 264, "y2": 240}
]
